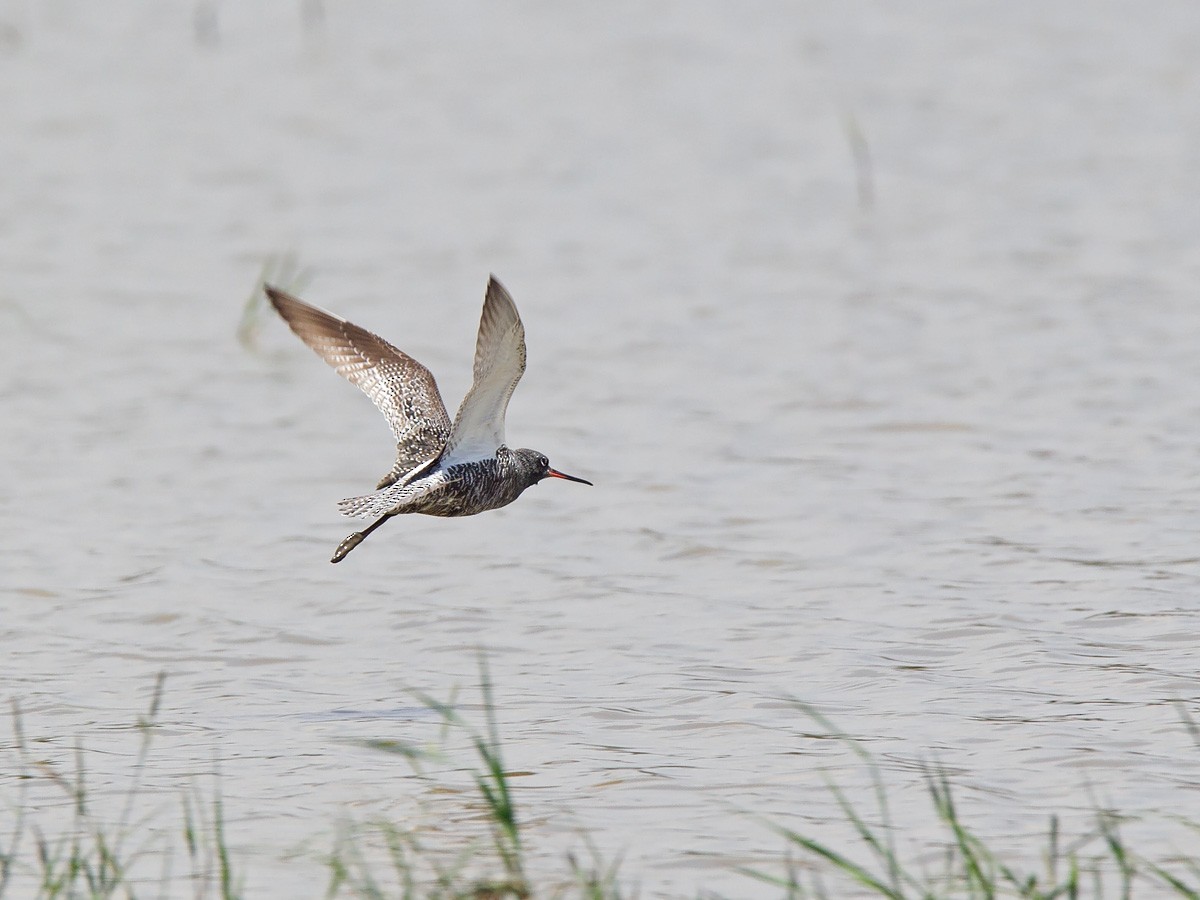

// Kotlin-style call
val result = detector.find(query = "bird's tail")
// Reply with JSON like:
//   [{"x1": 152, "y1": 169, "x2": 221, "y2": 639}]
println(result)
[
  {"x1": 337, "y1": 478, "x2": 432, "y2": 519},
  {"x1": 337, "y1": 490, "x2": 393, "y2": 519}
]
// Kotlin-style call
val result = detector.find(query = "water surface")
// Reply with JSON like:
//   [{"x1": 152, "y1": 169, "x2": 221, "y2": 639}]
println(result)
[{"x1": 2, "y1": 2, "x2": 1200, "y2": 895}]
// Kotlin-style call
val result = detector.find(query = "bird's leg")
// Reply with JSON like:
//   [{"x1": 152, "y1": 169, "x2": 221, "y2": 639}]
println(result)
[{"x1": 331, "y1": 514, "x2": 392, "y2": 564}]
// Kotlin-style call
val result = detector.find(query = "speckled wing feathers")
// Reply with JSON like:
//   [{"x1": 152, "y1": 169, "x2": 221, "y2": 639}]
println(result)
[
  {"x1": 440, "y1": 276, "x2": 527, "y2": 465},
  {"x1": 265, "y1": 286, "x2": 452, "y2": 484}
]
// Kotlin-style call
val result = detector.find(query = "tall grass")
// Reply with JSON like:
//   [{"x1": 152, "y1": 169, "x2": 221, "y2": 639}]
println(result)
[
  {"x1": 3, "y1": 669, "x2": 1199, "y2": 898},
  {"x1": 325, "y1": 657, "x2": 534, "y2": 899},
  {"x1": 0, "y1": 673, "x2": 240, "y2": 899},
  {"x1": 742, "y1": 701, "x2": 1200, "y2": 899}
]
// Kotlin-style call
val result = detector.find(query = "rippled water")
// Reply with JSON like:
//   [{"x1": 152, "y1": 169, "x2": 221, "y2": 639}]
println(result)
[{"x1": 3, "y1": 2, "x2": 1200, "y2": 896}]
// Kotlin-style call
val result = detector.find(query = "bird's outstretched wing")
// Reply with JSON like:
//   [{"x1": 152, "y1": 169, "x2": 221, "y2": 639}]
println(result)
[
  {"x1": 266, "y1": 286, "x2": 452, "y2": 484},
  {"x1": 440, "y1": 276, "x2": 527, "y2": 465}
]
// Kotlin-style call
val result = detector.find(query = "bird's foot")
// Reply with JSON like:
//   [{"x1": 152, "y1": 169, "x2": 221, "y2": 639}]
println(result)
[{"x1": 331, "y1": 531, "x2": 365, "y2": 564}]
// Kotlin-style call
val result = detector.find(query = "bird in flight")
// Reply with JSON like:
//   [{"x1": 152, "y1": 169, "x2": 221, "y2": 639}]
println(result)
[{"x1": 267, "y1": 276, "x2": 592, "y2": 563}]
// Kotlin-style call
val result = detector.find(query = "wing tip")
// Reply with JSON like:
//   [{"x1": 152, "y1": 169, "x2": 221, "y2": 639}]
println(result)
[
  {"x1": 486, "y1": 274, "x2": 516, "y2": 305},
  {"x1": 265, "y1": 286, "x2": 353, "y2": 333},
  {"x1": 263, "y1": 283, "x2": 304, "y2": 320},
  {"x1": 482, "y1": 276, "x2": 521, "y2": 332}
]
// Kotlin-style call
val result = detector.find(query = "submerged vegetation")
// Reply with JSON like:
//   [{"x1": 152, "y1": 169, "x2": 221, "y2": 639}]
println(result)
[
  {"x1": 742, "y1": 701, "x2": 1200, "y2": 899},
  {"x1": 0, "y1": 673, "x2": 240, "y2": 899},
  {"x1": 0, "y1": 667, "x2": 1198, "y2": 898}
]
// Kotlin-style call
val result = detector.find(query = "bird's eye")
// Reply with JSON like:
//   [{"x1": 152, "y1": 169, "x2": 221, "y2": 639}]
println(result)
[{"x1": 540, "y1": 456, "x2": 548, "y2": 468}]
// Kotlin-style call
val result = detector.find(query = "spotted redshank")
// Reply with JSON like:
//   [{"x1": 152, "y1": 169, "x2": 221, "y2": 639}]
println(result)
[{"x1": 266, "y1": 276, "x2": 592, "y2": 563}]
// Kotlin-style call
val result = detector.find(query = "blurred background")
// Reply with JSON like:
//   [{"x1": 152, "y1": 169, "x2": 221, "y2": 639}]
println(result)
[{"x1": 2, "y1": 2, "x2": 1200, "y2": 896}]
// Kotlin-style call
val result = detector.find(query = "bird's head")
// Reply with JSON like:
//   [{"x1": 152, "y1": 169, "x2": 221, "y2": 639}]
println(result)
[{"x1": 512, "y1": 448, "x2": 593, "y2": 489}]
